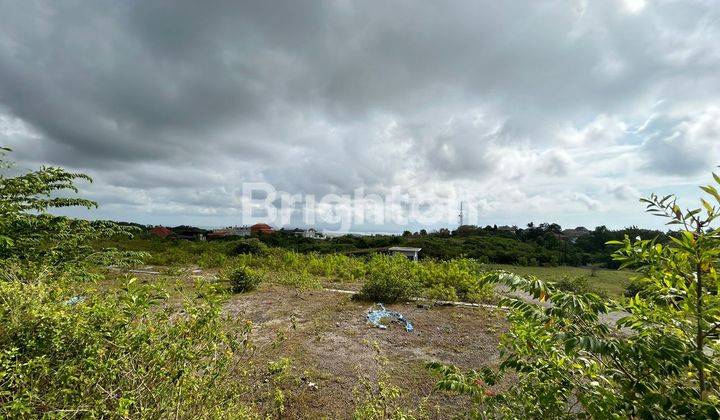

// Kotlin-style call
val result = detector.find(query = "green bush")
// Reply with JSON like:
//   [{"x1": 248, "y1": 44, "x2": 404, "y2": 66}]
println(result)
[
  {"x1": 404, "y1": 258, "x2": 493, "y2": 303},
  {"x1": 306, "y1": 253, "x2": 366, "y2": 281},
  {"x1": 143, "y1": 246, "x2": 192, "y2": 266},
  {"x1": 623, "y1": 277, "x2": 649, "y2": 298},
  {"x1": 424, "y1": 283, "x2": 459, "y2": 302},
  {"x1": 0, "y1": 279, "x2": 253, "y2": 417},
  {"x1": 429, "y1": 175, "x2": 720, "y2": 418},
  {"x1": 554, "y1": 275, "x2": 590, "y2": 293},
  {"x1": 231, "y1": 238, "x2": 268, "y2": 256},
  {"x1": 226, "y1": 266, "x2": 263, "y2": 293},
  {"x1": 355, "y1": 255, "x2": 493, "y2": 303},
  {"x1": 358, "y1": 254, "x2": 420, "y2": 303},
  {"x1": 198, "y1": 250, "x2": 228, "y2": 268},
  {"x1": 272, "y1": 268, "x2": 322, "y2": 289}
]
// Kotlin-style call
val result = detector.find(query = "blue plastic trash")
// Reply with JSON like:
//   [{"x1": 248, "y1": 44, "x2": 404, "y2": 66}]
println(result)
[
  {"x1": 64, "y1": 296, "x2": 86, "y2": 306},
  {"x1": 366, "y1": 303, "x2": 414, "y2": 332}
]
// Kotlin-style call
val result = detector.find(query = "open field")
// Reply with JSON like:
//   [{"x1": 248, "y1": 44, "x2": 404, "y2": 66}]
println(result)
[
  {"x1": 99, "y1": 235, "x2": 635, "y2": 297},
  {"x1": 488, "y1": 264, "x2": 635, "y2": 296},
  {"x1": 96, "y1": 268, "x2": 509, "y2": 418},
  {"x1": 88, "y1": 255, "x2": 630, "y2": 416}
]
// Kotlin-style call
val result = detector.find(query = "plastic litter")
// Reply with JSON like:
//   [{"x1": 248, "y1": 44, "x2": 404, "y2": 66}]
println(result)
[
  {"x1": 366, "y1": 303, "x2": 414, "y2": 332},
  {"x1": 64, "y1": 296, "x2": 86, "y2": 306}
]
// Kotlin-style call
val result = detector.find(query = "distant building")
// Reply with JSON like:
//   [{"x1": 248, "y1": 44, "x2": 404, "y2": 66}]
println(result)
[
  {"x1": 226, "y1": 226, "x2": 251, "y2": 237},
  {"x1": 303, "y1": 227, "x2": 323, "y2": 239},
  {"x1": 497, "y1": 225, "x2": 518, "y2": 233},
  {"x1": 208, "y1": 226, "x2": 250, "y2": 239},
  {"x1": 280, "y1": 227, "x2": 305, "y2": 236},
  {"x1": 278, "y1": 227, "x2": 324, "y2": 239},
  {"x1": 149, "y1": 226, "x2": 173, "y2": 238},
  {"x1": 250, "y1": 223, "x2": 274, "y2": 235},
  {"x1": 171, "y1": 225, "x2": 208, "y2": 241},
  {"x1": 561, "y1": 226, "x2": 590, "y2": 242},
  {"x1": 388, "y1": 246, "x2": 422, "y2": 261}
]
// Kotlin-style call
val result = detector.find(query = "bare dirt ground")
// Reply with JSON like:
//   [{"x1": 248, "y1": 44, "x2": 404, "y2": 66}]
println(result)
[
  {"x1": 98, "y1": 268, "x2": 510, "y2": 418},
  {"x1": 224, "y1": 283, "x2": 508, "y2": 418}
]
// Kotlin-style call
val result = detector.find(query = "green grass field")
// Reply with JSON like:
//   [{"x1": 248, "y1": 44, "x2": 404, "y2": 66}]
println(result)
[{"x1": 488, "y1": 264, "x2": 636, "y2": 296}]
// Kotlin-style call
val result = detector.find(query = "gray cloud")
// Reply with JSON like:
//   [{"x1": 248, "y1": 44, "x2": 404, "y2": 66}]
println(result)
[
  {"x1": 0, "y1": 0, "x2": 719, "y2": 229},
  {"x1": 538, "y1": 150, "x2": 573, "y2": 177},
  {"x1": 640, "y1": 106, "x2": 720, "y2": 175}
]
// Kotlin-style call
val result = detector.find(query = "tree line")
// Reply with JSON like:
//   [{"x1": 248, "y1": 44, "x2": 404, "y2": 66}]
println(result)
[{"x1": 246, "y1": 223, "x2": 668, "y2": 268}]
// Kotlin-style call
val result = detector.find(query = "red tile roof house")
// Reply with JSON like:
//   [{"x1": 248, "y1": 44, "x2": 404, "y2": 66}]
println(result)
[
  {"x1": 250, "y1": 223, "x2": 274, "y2": 235},
  {"x1": 149, "y1": 226, "x2": 173, "y2": 238}
]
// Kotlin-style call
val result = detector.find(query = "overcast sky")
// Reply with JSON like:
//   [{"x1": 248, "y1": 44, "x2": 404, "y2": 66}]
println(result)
[{"x1": 1, "y1": 0, "x2": 719, "y2": 232}]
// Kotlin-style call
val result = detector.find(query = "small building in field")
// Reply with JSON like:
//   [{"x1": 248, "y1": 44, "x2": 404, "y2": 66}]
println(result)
[
  {"x1": 149, "y1": 226, "x2": 173, "y2": 238},
  {"x1": 251, "y1": 223, "x2": 274, "y2": 235},
  {"x1": 388, "y1": 246, "x2": 422, "y2": 261}
]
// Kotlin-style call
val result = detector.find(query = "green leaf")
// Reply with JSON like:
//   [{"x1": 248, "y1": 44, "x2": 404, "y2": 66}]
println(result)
[
  {"x1": 700, "y1": 185, "x2": 720, "y2": 204},
  {"x1": 701, "y1": 198, "x2": 714, "y2": 216}
]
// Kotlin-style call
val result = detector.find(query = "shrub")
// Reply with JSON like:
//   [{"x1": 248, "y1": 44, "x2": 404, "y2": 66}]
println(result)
[
  {"x1": 226, "y1": 265, "x2": 262, "y2": 293},
  {"x1": 358, "y1": 254, "x2": 420, "y2": 303},
  {"x1": 624, "y1": 277, "x2": 649, "y2": 298},
  {"x1": 0, "y1": 149, "x2": 144, "y2": 277},
  {"x1": 198, "y1": 250, "x2": 228, "y2": 268},
  {"x1": 144, "y1": 246, "x2": 192, "y2": 266},
  {"x1": 554, "y1": 275, "x2": 590, "y2": 293},
  {"x1": 0, "y1": 151, "x2": 254, "y2": 417},
  {"x1": 429, "y1": 174, "x2": 720, "y2": 418},
  {"x1": 0, "y1": 279, "x2": 253, "y2": 417},
  {"x1": 273, "y1": 268, "x2": 322, "y2": 289},
  {"x1": 417, "y1": 258, "x2": 493, "y2": 303},
  {"x1": 231, "y1": 238, "x2": 268, "y2": 256},
  {"x1": 424, "y1": 283, "x2": 459, "y2": 302},
  {"x1": 306, "y1": 253, "x2": 366, "y2": 282}
]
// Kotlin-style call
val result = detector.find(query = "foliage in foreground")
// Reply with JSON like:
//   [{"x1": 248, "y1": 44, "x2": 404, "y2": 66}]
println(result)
[
  {"x1": 0, "y1": 151, "x2": 255, "y2": 417},
  {"x1": 429, "y1": 174, "x2": 720, "y2": 418},
  {"x1": 0, "y1": 148, "x2": 144, "y2": 281},
  {"x1": 0, "y1": 279, "x2": 254, "y2": 417}
]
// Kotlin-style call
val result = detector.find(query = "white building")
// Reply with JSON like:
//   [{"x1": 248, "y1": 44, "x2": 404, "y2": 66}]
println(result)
[
  {"x1": 388, "y1": 246, "x2": 421, "y2": 261},
  {"x1": 303, "y1": 228, "x2": 323, "y2": 239},
  {"x1": 209, "y1": 225, "x2": 250, "y2": 238}
]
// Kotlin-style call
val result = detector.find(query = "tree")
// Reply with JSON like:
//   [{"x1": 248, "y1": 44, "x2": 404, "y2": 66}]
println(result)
[
  {"x1": 0, "y1": 148, "x2": 142, "y2": 280},
  {"x1": 429, "y1": 173, "x2": 720, "y2": 417},
  {"x1": 615, "y1": 180, "x2": 720, "y2": 399},
  {"x1": 0, "y1": 150, "x2": 249, "y2": 417}
]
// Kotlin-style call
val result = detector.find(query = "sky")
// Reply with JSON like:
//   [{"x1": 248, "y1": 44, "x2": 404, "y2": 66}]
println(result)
[{"x1": 1, "y1": 0, "x2": 719, "y2": 232}]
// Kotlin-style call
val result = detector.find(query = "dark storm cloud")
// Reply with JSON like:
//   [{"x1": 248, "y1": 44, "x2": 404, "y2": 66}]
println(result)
[{"x1": 0, "y1": 0, "x2": 719, "y2": 227}]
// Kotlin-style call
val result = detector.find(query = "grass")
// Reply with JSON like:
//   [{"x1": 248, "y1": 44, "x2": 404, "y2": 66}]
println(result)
[
  {"x1": 101, "y1": 236, "x2": 634, "y2": 297},
  {"x1": 488, "y1": 264, "x2": 635, "y2": 296},
  {"x1": 81, "y1": 255, "x2": 628, "y2": 416},
  {"x1": 94, "y1": 268, "x2": 505, "y2": 417}
]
